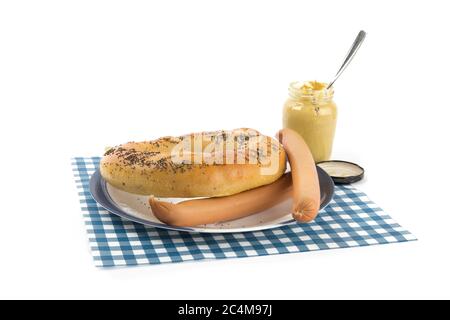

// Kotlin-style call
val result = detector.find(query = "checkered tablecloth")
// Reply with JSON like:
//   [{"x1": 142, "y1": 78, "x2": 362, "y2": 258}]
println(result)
[{"x1": 72, "y1": 157, "x2": 416, "y2": 267}]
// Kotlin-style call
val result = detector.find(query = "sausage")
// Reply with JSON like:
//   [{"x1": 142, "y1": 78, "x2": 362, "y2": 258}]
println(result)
[
  {"x1": 149, "y1": 173, "x2": 293, "y2": 227},
  {"x1": 149, "y1": 128, "x2": 321, "y2": 227},
  {"x1": 276, "y1": 128, "x2": 320, "y2": 223}
]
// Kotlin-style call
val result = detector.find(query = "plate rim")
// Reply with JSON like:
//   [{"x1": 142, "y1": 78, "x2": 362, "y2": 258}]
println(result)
[{"x1": 89, "y1": 167, "x2": 334, "y2": 233}]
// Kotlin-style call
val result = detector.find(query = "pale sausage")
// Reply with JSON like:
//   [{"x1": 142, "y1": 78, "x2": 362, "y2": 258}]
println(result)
[
  {"x1": 149, "y1": 173, "x2": 293, "y2": 227},
  {"x1": 277, "y1": 128, "x2": 320, "y2": 222}
]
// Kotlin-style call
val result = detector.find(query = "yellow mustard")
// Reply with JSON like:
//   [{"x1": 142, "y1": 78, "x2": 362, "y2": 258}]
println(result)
[{"x1": 282, "y1": 81, "x2": 337, "y2": 162}]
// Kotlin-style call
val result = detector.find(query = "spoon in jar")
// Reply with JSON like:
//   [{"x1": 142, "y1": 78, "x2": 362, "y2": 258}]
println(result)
[{"x1": 326, "y1": 30, "x2": 366, "y2": 90}]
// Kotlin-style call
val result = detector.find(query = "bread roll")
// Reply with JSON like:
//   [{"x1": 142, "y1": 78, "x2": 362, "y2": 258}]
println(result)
[{"x1": 100, "y1": 128, "x2": 286, "y2": 197}]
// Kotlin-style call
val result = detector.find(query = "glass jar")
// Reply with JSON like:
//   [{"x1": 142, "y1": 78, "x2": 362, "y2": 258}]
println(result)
[{"x1": 282, "y1": 81, "x2": 337, "y2": 162}]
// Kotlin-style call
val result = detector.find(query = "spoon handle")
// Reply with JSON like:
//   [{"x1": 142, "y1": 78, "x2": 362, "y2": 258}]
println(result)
[{"x1": 327, "y1": 30, "x2": 366, "y2": 89}]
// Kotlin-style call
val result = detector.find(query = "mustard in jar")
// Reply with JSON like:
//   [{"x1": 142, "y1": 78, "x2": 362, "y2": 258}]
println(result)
[{"x1": 282, "y1": 81, "x2": 337, "y2": 163}]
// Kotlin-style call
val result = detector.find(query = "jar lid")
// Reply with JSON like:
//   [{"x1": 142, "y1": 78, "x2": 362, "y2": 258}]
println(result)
[{"x1": 316, "y1": 160, "x2": 364, "y2": 184}]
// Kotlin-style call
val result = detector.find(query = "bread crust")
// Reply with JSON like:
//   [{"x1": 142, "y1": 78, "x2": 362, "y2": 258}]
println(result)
[{"x1": 100, "y1": 128, "x2": 286, "y2": 197}]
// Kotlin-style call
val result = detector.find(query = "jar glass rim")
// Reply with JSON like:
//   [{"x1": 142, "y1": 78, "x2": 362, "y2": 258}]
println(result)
[{"x1": 289, "y1": 81, "x2": 334, "y2": 100}]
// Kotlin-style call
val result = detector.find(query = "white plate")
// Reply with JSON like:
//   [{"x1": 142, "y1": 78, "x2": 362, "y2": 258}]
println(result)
[{"x1": 89, "y1": 168, "x2": 334, "y2": 233}]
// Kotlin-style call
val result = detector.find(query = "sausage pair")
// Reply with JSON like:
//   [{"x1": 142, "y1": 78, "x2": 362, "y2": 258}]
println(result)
[{"x1": 149, "y1": 129, "x2": 321, "y2": 227}]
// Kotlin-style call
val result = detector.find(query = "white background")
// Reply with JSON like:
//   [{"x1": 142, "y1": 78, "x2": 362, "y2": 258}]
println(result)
[{"x1": 0, "y1": 0, "x2": 449, "y2": 299}]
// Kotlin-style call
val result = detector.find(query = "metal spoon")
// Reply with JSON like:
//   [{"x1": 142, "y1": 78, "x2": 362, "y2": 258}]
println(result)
[{"x1": 327, "y1": 30, "x2": 366, "y2": 89}]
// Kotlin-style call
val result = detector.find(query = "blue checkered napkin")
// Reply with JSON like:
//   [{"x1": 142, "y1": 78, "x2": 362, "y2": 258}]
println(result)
[{"x1": 72, "y1": 157, "x2": 416, "y2": 267}]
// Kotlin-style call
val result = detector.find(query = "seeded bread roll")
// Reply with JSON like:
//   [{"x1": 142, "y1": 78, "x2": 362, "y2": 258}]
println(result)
[{"x1": 100, "y1": 128, "x2": 286, "y2": 197}]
